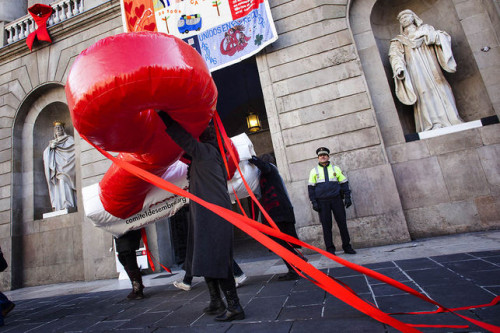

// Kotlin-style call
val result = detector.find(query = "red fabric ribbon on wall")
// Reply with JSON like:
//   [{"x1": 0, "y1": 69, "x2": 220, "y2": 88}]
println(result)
[{"x1": 26, "y1": 3, "x2": 53, "y2": 51}]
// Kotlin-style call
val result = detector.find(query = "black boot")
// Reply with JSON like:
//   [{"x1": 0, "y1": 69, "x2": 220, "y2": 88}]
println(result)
[
  {"x1": 126, "y1": 269, "x2": 144, "y2": 300},
  {"x1": 215, "y1": 278, "x2": 245, "y2": 321},
  {"x1": 1, "y1": 301, "x2": 15, "y2": 317},
  {"x1": 278, "y1": 262, "x2": 300, "y2": 281},
  {"x1": 327, "y1": 246, "x2": 336, "y2": 255},
  {"x1": 203, "y1": 278, "x2": 226, "y2": 315},
  {"x1": 343, "y1": 245, "x2": 357, "y2": 254},
  {"x1": 278, "y1": 270, "x2": 299, "y2": 281}
]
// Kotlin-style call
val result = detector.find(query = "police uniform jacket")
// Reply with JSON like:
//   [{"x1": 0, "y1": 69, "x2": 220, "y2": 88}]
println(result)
[{"x1": 308, "y1": 162, "x2": 351, "y2": 202}]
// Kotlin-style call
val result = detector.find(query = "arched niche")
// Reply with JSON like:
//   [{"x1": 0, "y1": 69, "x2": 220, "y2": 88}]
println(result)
[
  {"x1": 349, "y1": 0, "x2": 496, "y2": 141},
  {"x1": 12, "y1": 83, "x2": 77, "y2": 224},
  {"x1": 11, "y1": 83, "x2": 81, "y2": 287}
]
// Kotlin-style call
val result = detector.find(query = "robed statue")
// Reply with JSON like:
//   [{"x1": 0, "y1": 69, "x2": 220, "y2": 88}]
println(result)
[
  {"x1": 389, "y1": 9, "x2": 463, "y2": 132},
  {"x1": 43, "y1": 121, "x2": 77, "y2": 211}
]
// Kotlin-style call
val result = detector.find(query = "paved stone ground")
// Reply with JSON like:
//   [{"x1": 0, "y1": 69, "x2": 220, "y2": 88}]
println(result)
[{"x1": 2, "y1": 250, "x2": 499, "y2": 332}]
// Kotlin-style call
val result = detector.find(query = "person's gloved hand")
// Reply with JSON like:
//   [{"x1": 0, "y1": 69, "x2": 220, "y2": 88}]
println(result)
[
  {"x1": 312, "y1": 201, "x2": 319, "y2": 212},
  {"x1": 157, "y1": 110, "x2": 174, "y2": 127},
  {"x1": 344, "y1": 196, "x2": 352, "y2": 208}
]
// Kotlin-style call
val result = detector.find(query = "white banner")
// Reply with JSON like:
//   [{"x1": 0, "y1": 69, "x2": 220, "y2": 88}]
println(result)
[{"x1": 120, "y1": 0, "x2": 277, "y2": 71}]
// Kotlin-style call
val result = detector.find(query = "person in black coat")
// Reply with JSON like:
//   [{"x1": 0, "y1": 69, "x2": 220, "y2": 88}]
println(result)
[
  {"x1": 158, "y1": 111, "x2": 244, "y2": 322},
  {"x1": 249, "y1": 154, "x2": 305, "y2": 281}
]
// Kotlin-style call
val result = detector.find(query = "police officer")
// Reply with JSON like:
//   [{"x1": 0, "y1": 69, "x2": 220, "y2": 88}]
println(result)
[{"x1": 308, "y1": 147, "x2": 356, "y2": 255}]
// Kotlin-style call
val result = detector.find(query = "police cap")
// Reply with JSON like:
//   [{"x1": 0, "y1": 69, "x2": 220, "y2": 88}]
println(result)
[{"x1": 316, "y1": 147, "x2": 330, "y2": 156}]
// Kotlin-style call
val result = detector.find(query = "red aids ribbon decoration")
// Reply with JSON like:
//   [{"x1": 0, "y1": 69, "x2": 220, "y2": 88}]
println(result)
[
  {"x1": 66, "y1": 32, "x2": 218, "y2": 218},
  {"x1": 26, "y1": 4, "x2": 53, "y2": 51},
  {"x1": 67, "y1": 32, "x2": 500, "y2": 333}
]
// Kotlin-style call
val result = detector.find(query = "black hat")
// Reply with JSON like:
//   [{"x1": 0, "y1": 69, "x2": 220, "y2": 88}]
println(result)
[{"x1": 316, "y1": 147, "x2": 330, "y2": 156}]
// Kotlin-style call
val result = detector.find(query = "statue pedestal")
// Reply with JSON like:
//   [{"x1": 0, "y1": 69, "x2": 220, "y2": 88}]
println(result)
[
  {"x1": 43, "y1": 208, "x2": 69, "y2": 219},
  {"x1": 418, "y1": 120, "x2": 482, "y2": 140}
]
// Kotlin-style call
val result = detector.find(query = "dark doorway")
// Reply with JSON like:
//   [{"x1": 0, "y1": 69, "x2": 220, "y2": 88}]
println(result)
[
  {"x1": 212, "y1": 56, "x2": 275, "y2": 259},
  {"x1": 212, "y1": 57, "x2": 268, "y2": 137}
]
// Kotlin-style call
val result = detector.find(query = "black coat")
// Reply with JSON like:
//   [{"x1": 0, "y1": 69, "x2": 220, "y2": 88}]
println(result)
[
  {"x1": 250, "y1": 157, "x2": 295, "y2": 224},
  {"x1": 165, "y1": 122, "x2": 233, "y2": 279}
]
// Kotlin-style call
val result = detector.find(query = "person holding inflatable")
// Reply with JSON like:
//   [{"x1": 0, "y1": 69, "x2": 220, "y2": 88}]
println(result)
[{"x1": 157, "y1": 111, "x2": 245, "y2": 322}]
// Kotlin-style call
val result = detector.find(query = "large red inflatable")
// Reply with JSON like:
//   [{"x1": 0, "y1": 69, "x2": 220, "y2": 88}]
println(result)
[{"x1": 66, "y1": 32, "x2": 222, "y2": 218}]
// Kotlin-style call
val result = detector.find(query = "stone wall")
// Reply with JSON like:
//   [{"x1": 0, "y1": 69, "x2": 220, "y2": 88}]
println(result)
[
  {"x1": 387, "y1": 125, "x2": 500, "y2": 237},
  {"x1": 256, "y1": 0, "x2": 412, "y2": 251},
  {"x1": 348, "y1": 0, "x2": 500, "y2": 239},
  {"x1": 0, "y1": 0, "x2": 28, "y2": 22},
  {"x1": 0, "y1": 1, "x2": 124, "y2": 290}
]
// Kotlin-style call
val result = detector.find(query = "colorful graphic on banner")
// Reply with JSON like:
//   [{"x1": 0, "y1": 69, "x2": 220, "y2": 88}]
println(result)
[{"x1": 120, "y1": 0, "x2": 277, "y2": 71}]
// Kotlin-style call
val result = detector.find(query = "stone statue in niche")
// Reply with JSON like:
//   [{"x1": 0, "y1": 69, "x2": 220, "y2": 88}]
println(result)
[
  {"x1": 389, "y1": 9, "x2": 463, "y2": 132},
  {"x1": 43, "y1": 121, "x2": 77, "y2": 211}
]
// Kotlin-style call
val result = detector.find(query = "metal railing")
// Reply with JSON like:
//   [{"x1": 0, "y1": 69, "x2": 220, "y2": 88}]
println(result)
[{"x1": 3, "y1": 0, "x2": 85, "y2": 47}]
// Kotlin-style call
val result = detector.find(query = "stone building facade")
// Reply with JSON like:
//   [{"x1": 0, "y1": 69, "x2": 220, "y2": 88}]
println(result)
[{"x1": 0, "y1": 0, "x2": 499, "y2": 289}]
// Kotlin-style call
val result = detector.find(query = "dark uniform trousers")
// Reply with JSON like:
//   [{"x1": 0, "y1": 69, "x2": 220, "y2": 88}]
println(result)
[{"x1": 317, "y1": 196, "x2": 350, "y2": 251}]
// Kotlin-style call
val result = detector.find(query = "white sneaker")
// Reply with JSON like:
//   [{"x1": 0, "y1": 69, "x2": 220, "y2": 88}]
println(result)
[
  {"x1": 173, "y1": 280, "x2": 192, "y2": 291},
  {"x1": 235, "y1": 273, "x2": 247, "y2": 288}
]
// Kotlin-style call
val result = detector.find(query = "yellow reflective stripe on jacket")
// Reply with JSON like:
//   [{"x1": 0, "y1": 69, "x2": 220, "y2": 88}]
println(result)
[
  {"x1": 308, "y1": 164, "x2": 347, "y2": 185},
  {"x1": 308, "y1": 167, "x2": 318, "y2": 186}
]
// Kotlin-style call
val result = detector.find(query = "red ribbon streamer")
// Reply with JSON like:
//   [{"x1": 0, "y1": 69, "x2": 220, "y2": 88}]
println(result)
[
  {"x1": 82, "y1": 135, "x2": 418, "y2": 332},
  {"x1": 393, "y1": 295, "x2": 500, "y2": 315},
  {"x1": 26, "y1": 4, "x2": 53, "y2": 51},
  {"x1": 212, "y1": 112, "x2": 500, "y2": 333},
  {"x1": 81, "y1": 114, "x2": 500, "y2": 333}
]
